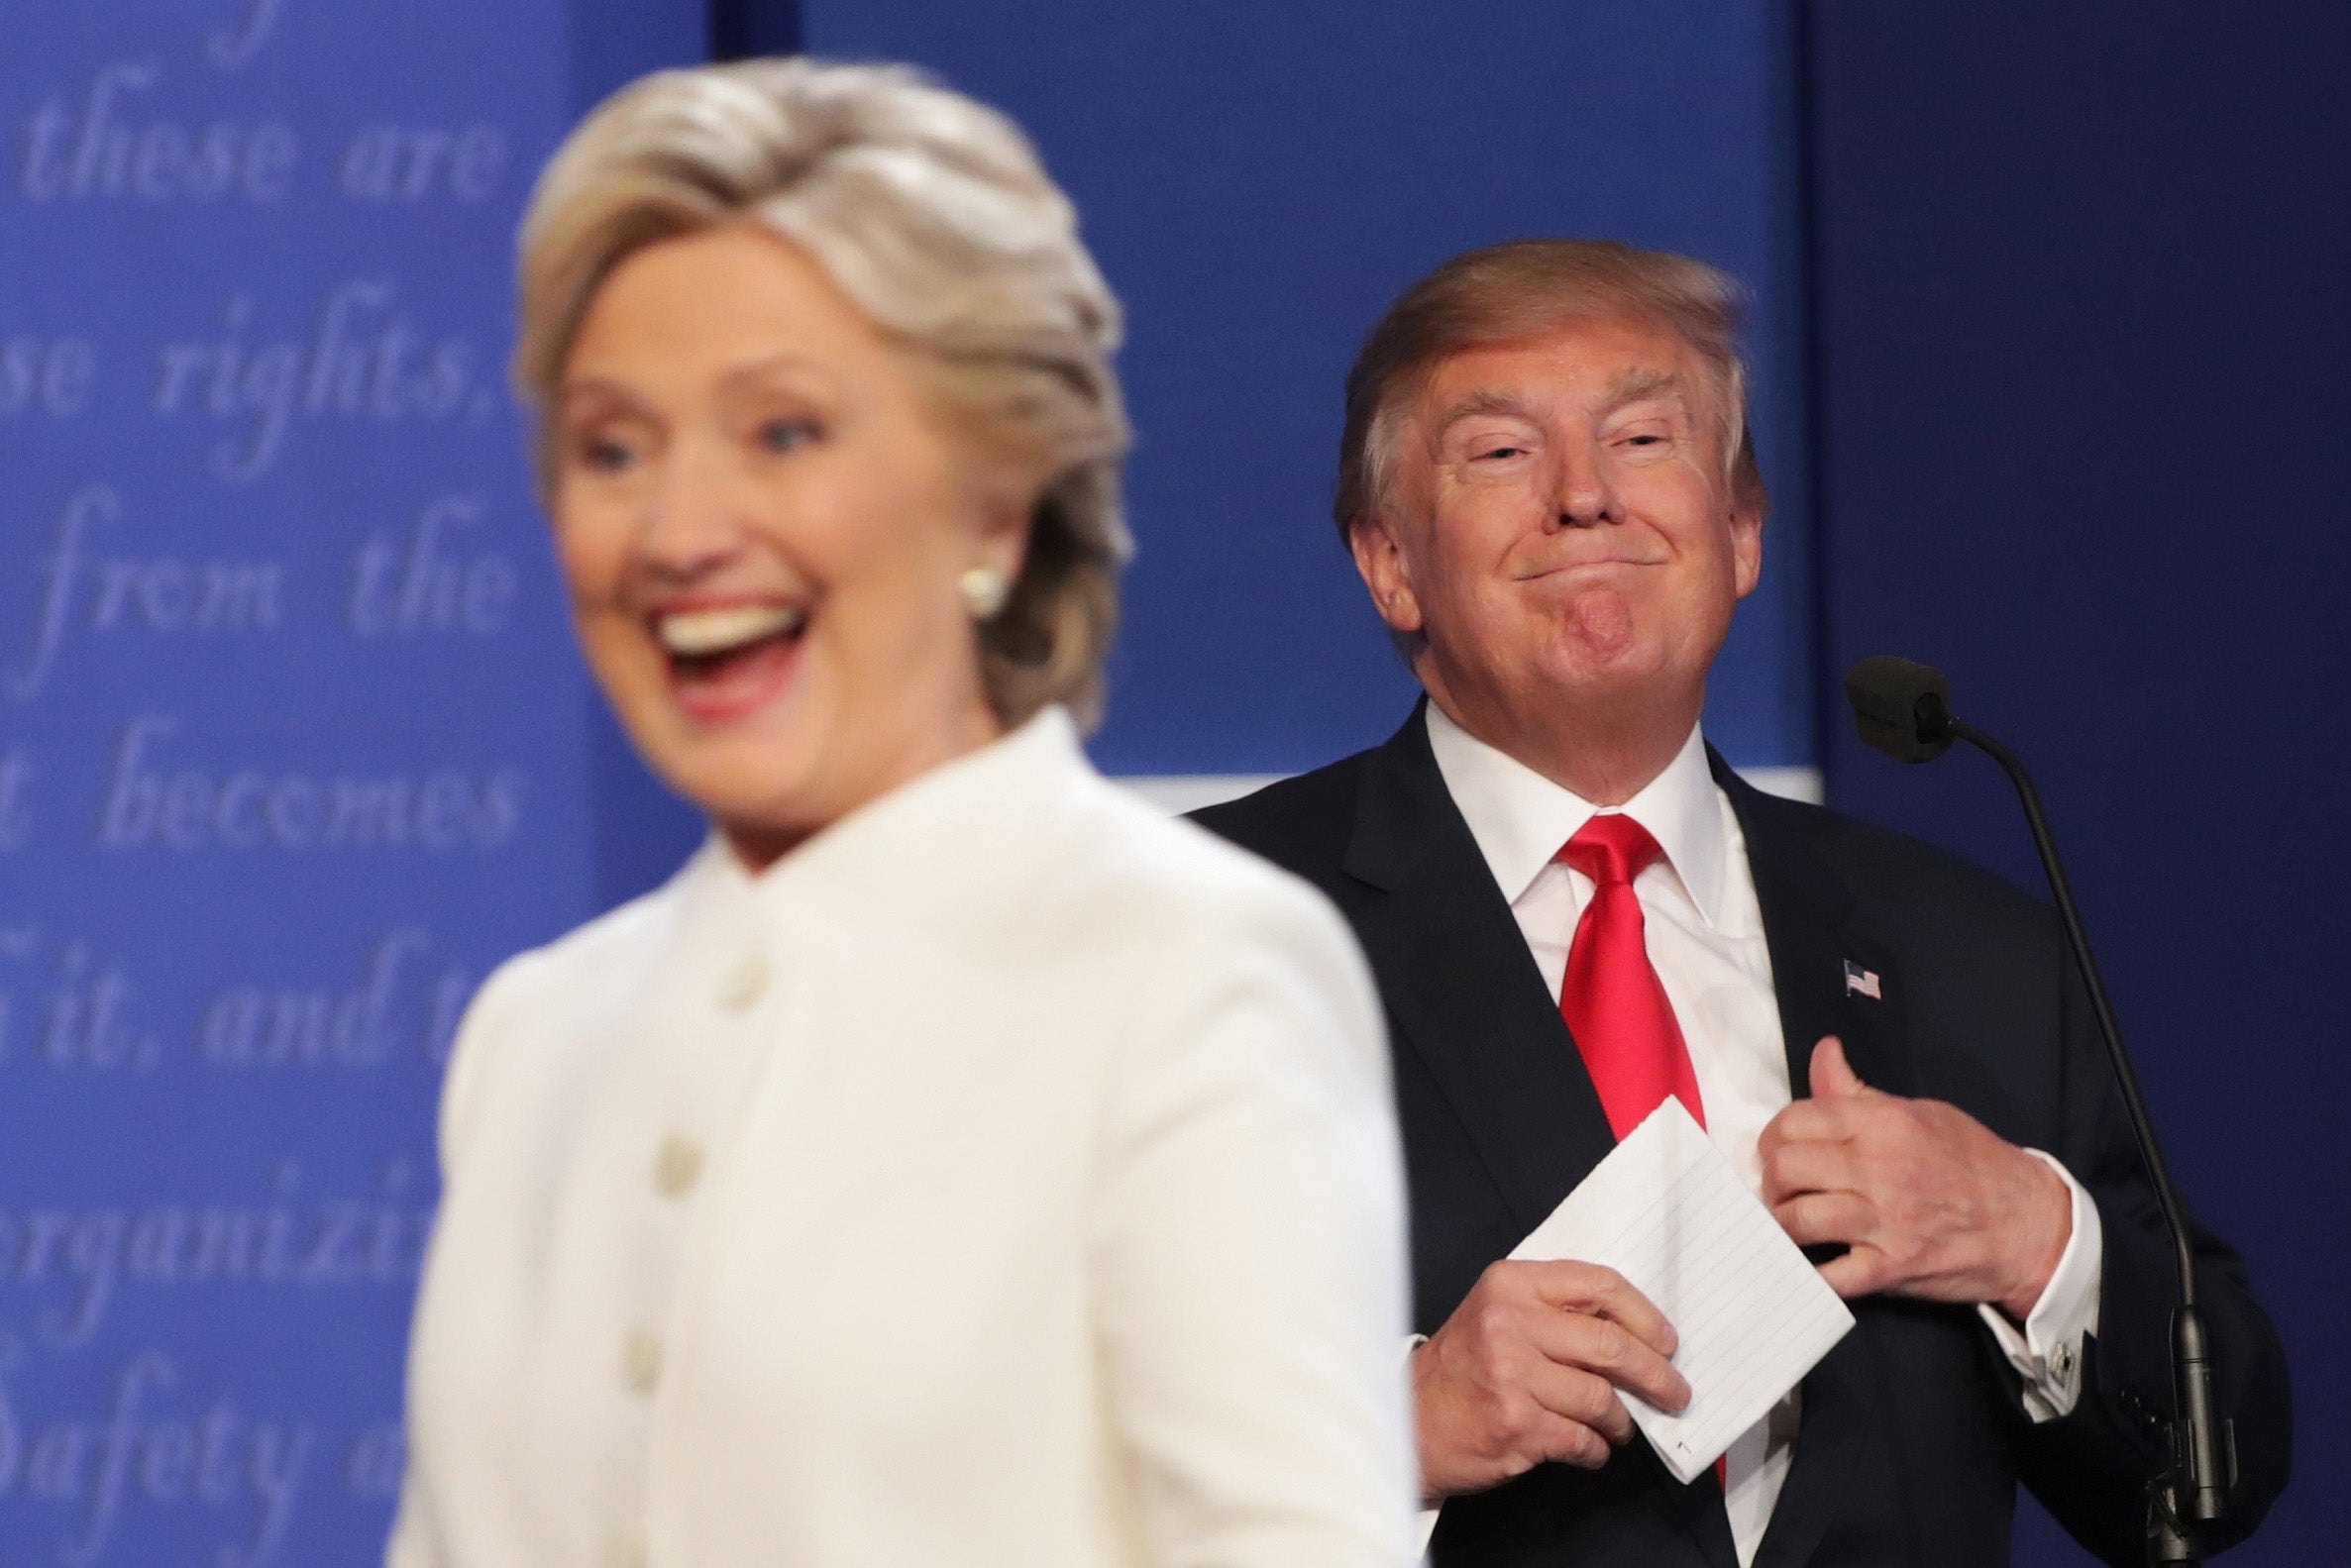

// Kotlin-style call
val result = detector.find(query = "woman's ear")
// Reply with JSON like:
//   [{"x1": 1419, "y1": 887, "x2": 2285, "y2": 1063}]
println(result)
[{"x1": 960, "y1": 448, "x2": 1041, "y2": 580}]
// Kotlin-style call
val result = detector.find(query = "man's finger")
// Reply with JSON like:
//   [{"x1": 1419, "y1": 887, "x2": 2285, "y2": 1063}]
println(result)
[
  {"x1": 1761, "y1": 1137, "x2": 1865, "y2": 1205},
  {"x1": 1526, "y1": 1309, "x2": 1692, "y2": 1415},
  {"x1": 1522, "y1": 1261, "x2": 1679, "y2": 1358},
  {"x1": 1519, "y1": 1358, "x2": 1637, "y2": 1446},
  {"x1": 1523, "y1": 1260, "x2": 1673, "y2": 1363},
  {"x1": 1759, "y1": 1093, "x2": 1870, "y2": 1153},
  {"x1": 1527, "y1": 1409, "x2": 1617, "y2": 1471},
  {"x1": 1772, "y1": 1190, "x2": 1873, "y2": 1249},
  {"x1": 1809, "y1": 1034, "x2": 1868, "y2": 1098},
  {"x1": 1816, "y1": 1244, "x2": 1889, "y2": 1300}
]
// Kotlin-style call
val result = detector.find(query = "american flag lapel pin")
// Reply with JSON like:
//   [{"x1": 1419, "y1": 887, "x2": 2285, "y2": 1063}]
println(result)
[{"x1": 1843, "y1": 960, "x2": 1882, "y2": 1000}]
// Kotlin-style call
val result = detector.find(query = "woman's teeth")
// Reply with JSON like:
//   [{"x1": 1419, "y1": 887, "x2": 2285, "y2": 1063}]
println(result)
[{"x1": 655, "y1": 604, "x2": 807, "y2": 657}]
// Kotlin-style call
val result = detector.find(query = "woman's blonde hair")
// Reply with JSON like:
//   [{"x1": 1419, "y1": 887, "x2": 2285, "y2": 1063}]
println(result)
[{"x1": 515, "y1": 58, "x2": 1130, "y2": 728}]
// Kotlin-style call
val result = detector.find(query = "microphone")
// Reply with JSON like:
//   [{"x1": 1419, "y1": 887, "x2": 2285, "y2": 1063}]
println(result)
[{"x1": 1843, "y1": 657, "x2": 2231, "y2": 1566}]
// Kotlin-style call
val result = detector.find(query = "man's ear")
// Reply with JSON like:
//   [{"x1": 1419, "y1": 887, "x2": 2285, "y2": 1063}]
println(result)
[
  {"x1": 1347, "y1": 513, "x2": 1426, "y2": 634},
  {"x1": 1729, "y1": 501, "x2": 1764, "y2": 601}
]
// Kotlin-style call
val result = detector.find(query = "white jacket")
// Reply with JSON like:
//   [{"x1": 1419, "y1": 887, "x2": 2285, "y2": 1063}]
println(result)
[{"x1": 388, "y1": 709, "x2": 1418, "y2": 1568}]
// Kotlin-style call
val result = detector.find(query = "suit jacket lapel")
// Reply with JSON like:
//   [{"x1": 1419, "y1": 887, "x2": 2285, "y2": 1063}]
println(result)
[
  {"x1": 1718, "y1": 755, "x2": 1912, "y2": 1101},
  {"x1": 1717, "y1": 756, "x2": 1911, "y2": 1567},
  {"x1": 1361, "y1": 713, "x2": 1741, "y2": 1568},
  {"x1": 1343, "y1": 703, "x2": 1620, "y2": 1236}
]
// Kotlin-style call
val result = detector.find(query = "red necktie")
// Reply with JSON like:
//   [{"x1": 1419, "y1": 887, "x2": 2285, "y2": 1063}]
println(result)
[{"x1": 1558, "y1": 815, "x2": 1706, "y2": 1140}]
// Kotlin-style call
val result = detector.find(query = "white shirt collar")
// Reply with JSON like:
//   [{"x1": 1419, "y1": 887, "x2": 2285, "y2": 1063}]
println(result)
[{"x1": 1424, "y1": 700, "x2": 1731, "y2": 929}]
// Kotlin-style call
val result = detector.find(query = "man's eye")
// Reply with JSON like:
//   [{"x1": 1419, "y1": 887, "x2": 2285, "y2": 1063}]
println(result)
[
  {"x1": 758, "y1": 418, "x2": 821, "y2": 455},
  {"x1": 1476, "y1": 445, "x2": 1527, "y2": 461}
]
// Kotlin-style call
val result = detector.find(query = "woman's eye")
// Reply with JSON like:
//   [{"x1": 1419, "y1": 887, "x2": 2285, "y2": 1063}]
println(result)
[
  {"x1": 580, "y1": 435, "x2": 636, "y2": 472},
  {"x1": 757, "y1": 418, "x2": 822, "y2": 455}
]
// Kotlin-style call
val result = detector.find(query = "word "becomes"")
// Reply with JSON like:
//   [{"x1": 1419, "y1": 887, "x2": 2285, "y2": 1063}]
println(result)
[{"x1": 96, "y1": 716, "x2": 522, "y2": 853}]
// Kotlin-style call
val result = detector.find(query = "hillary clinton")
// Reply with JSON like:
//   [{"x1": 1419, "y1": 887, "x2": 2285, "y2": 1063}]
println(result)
[{"x1": 385, "y1": 58, "x2": 1417, "y2": 1568}]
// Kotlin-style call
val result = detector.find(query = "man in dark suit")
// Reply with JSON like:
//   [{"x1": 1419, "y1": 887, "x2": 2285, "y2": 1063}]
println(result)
[{"x1": 1194, "y1": 239, "x2": 2288, "y2": 1566}]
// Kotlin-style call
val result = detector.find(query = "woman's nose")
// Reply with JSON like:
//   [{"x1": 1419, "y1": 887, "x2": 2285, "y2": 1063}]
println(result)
[{"x1": 635, "y1": 435, "x2": 744, "y2": 579}]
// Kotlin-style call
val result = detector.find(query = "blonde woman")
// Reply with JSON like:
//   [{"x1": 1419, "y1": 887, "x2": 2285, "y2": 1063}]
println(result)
[{"x1": 385, "y1": 59, "x2": 1416, "y2": 1568}]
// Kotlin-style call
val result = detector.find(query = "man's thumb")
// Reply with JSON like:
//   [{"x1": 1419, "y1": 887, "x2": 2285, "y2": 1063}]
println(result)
[{"x1": 1810, "y1": 1035, "x2": 1867, "y2": 1098}]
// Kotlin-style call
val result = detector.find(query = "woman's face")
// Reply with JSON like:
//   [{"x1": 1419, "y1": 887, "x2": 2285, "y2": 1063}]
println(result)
[{"x1": 553, "y1": 226, "x2": 1019, "y2": 868}]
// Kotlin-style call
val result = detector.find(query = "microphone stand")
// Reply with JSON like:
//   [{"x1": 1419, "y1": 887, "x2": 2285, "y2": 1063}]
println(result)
[{"x1": 1940, "y1": 714, "x2": 2232, "y2": 1565}]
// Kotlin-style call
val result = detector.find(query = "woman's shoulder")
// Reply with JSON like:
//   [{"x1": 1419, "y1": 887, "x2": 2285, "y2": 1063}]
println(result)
[
  {"x1": 1026, "y1": 771, "x2": 1360, "y2": 965},
  {"x1": 443, "y1": 861, "x2": 692, "y2": 1082},
  {"x1": 1041, "y1": 777, "x2": 1394, "y2": 1127},
  {"x1": 472, "y1": 870, "x2": 689, "y2": 1024},
  {"x1": 433, "y1": 862, "x2": 697, "y2": 1170}
]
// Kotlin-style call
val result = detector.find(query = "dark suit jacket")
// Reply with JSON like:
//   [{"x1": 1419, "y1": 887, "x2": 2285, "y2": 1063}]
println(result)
[{"x1": 1193, "y1": 705, "x2": 2289, "y2": 1567}]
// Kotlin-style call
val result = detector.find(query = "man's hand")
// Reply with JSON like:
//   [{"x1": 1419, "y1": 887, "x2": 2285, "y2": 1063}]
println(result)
[
  {"x1": 1412, "y1": 1259, "x2": 1690, "y2": 1502},
  {"x1": 1761, "y1": 1036, "x2": 2072, "y2": 1320}
]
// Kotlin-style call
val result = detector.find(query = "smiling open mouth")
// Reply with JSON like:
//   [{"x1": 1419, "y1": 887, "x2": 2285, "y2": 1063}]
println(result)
[{"x1": 653, "y1": 603, "x2": 808, "y2": 717}]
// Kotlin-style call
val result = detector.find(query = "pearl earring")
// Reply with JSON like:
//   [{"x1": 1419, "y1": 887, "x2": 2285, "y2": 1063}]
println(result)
[{"x1": 958, "y1": 566, "x2": 1009, "y2": 620}]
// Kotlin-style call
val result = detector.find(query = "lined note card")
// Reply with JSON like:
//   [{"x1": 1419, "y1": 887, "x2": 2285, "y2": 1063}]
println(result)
[{"x1": 1509, "y1": 1098, "x2": 1855, "y2": 1484}]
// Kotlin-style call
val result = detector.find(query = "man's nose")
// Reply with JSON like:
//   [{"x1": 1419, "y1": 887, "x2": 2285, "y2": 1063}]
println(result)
[
  {"x1": 636, "y1": 435, "x2": 744, "y2": 579},
  {"x1": 1549, "y1": 444, "x2": 1617, "y2": 528}
]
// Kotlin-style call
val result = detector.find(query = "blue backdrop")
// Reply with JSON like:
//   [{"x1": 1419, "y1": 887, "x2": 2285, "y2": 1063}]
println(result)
[
  {"x1": 0, "y1": 5, "x2": 1810, "y2": 1563},
  {"x1": 0, "y1": 4, "x2": 702, "y2": 1561},
  {"x1": 798, "y1": 0, "x2": 1819, "y2": 784},
  {"x1": 1807, "y1": 5, "x2": 2347, "y2": 1560},
  {"x1": 23, "y1": 1, "x2": 2332, "y2": 1564}
]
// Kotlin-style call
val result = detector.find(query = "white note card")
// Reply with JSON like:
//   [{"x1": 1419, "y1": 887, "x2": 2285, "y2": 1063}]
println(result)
[{"x1": 1509, "y1": 1098, "x2": 1855, "y2": 1484}]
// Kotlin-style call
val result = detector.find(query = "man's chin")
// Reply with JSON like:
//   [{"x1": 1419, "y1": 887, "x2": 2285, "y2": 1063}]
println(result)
[{"x1": 1536, "y1": 647, "x2": 1680, "y2": 704}]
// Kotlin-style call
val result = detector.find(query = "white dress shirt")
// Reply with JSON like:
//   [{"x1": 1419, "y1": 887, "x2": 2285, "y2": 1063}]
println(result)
[
  {"x1": 388, "y1": 708, "x2": 1420, "y2": 1568},
  {"x1": 1421, "y1": 703, "x2": 2102, "y2": 1566}
]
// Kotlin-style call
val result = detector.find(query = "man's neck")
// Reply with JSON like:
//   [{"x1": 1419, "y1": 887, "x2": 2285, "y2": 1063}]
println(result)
[{"x1": 1424, "y1": 683, "x2": 1701, "y2": 808}]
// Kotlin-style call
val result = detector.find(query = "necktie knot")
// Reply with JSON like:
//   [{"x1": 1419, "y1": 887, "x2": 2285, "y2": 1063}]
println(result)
[{"x1": 1559, "y1": 813, "x2": 1664, "y2": 888}]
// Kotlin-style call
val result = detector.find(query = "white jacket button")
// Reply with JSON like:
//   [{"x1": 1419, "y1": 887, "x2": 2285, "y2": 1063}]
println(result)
[
  {"x1": 622, "y1": 1327, "x2": 663, "y2": 1395},
  {"x1": 655, "y1": 1134, "x2": 704, "y2": 1198},
  {"x1": 716, "y1": 950, "x2": 769, "y2": 1011}
]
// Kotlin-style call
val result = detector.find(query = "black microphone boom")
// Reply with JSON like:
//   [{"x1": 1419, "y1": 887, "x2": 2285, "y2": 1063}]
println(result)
[{"x1": 1842, "y1": 657, "x2": 2231, "y2": 1567}]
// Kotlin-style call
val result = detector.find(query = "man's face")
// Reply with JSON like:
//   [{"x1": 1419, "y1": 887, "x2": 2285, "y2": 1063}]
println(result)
[{"x1": 1351, "y1": 314, "x2": 1763, "y2": 750}]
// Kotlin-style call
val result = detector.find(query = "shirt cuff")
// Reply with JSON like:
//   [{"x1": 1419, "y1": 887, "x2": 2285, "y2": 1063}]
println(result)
[
  {"x1": 1975, "y1": 1148, "x2": 2102, "y2": 1422},
  {"x1": 1403, "y1": 1335, "x2": 1441, "y2": 1554}
]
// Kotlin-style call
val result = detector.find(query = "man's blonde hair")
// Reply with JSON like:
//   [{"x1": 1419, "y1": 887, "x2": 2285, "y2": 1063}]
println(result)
[
  {"x1": 514, "y1": 58, "x2": 1130, "y2": 728},
  {"x1": 1335, "y1": 239, "x2": 1768, "y2": 540}
]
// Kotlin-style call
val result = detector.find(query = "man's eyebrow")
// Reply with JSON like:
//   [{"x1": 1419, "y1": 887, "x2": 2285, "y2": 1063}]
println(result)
[
  {"x1": 1429, "y1": 389, "x2": 1538, "y2": 441},
  {"x1": 1594, "y1": 367, "x2": 1687, "y2": 414}
]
